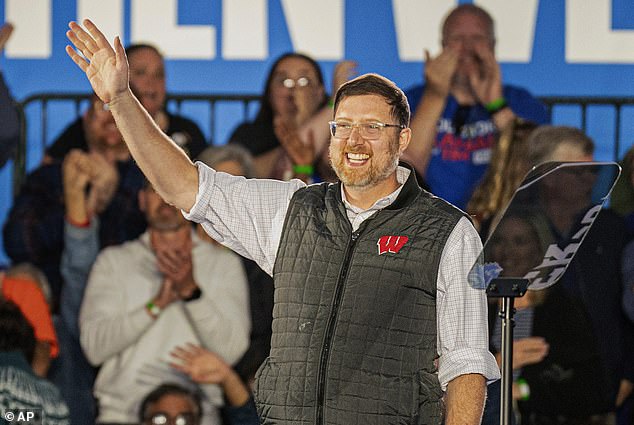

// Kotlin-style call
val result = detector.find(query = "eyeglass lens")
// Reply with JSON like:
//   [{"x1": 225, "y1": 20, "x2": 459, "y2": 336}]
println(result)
[{"x1": 148, "y1": 412, "x2": 197, "y2": 425}]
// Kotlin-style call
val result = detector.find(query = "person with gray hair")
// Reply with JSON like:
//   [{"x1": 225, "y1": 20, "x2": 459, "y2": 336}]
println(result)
[
  {"x1": 526, "y1": 125, "x2": 594, "y2": 165},
  {"x1": 506, "y1": 125, "x2": 634, "y2": 424},
  {"x1": 196, "y1": 144, "x2": 255, "y2": 178},
  {"x1": 402, "y1": 3, "x2": 549, "y2": 209}
]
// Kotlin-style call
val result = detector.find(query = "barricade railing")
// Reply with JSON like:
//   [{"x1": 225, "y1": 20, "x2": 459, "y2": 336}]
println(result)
[
  {"x1": 12, "y1": 92, "x2": 260, "y2": 194},
  {"x1": 540, "y1": 96, "x2": 634, "y2": 162},
  {"x1": 10, "y1": 94, "x2": 634, "y2": 195}
]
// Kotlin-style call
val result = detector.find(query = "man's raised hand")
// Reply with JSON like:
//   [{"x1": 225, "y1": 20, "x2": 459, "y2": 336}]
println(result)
[
  {"x1": 424, "y1": 48, "x2": 459, "y2": 99},
  {"x1": 65, "y1": 19, "x2": 129, "y2": 105},
  {"x1": 467, "y1": 43, "x2": 503, "y2": 105}
]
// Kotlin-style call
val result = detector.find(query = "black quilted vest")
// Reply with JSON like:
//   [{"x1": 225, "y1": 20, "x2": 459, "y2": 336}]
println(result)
[{"x1": 254, "y1": 169, "x2": 464, "y2": 425}]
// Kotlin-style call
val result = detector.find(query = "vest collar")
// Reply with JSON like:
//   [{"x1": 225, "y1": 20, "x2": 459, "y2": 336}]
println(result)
[{"x1": 333, "y1": 161, "x2": 422, "y2": 211}]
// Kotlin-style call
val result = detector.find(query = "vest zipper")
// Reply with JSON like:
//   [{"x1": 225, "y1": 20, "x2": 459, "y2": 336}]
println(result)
[{"x1": 315, "y1": 230, "x2": 360, "y2": 425}]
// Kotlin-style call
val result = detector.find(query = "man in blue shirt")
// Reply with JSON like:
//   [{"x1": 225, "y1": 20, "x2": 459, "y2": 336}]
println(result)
[{"x1": 403, "y1": 4, "x2": 549, "y2": 209}]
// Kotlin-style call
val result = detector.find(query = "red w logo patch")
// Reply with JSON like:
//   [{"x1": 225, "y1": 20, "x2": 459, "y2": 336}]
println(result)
[{"x1": 377, "y1": 235, "x2": 409, "y2": 255}]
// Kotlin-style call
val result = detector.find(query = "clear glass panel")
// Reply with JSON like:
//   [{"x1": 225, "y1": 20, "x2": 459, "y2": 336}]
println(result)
[{"x1": 471, "y1": 161, "x2": 621, "y2": 291}]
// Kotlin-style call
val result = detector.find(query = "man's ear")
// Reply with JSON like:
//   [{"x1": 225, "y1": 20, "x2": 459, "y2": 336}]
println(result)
[{"x1": 398, "y1": 127, "x2": 412, "y2": 154}]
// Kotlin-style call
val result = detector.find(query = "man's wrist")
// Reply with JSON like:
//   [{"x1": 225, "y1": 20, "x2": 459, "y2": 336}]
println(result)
[
  {"x1": 292, "y1": 164, "x2": 314, "y2": 175},
  {"x1": 516, "y1": 378, "x2": 530, "y2": 401},
  {"x1": 182, "y1": 287, "x2": 202, "y2": 302},
  {"x1": 146, "y1": 300, "x2": 162, "y2": 319},
  {"x1": 423, "y1": 83, "x2": 449, "y2": 101},
  {"x1": 107, "y1": 87, "x2": 135, "y2": 112},
  {"x1": 484, "y1": 97, "x2": 508, "y2": 115},
  {"x1": 66, "y1": 214, "x2": 91, "y2": 228}
]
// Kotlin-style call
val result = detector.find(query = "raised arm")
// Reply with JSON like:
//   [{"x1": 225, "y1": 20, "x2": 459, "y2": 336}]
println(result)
[
  {"x1": 468, "y1": 43, "x2": 515, "y2": 132},
  {"x1": 401, "y1": 49, "x2": 457, "y2": 176},
  {"x1": 66, "y1": 20, "x2": 197, "y2": 211}
]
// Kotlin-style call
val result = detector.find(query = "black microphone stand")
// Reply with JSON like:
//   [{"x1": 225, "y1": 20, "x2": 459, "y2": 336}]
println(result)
[{"x1": 486, "y1": 277, "x2": 529, "y2": 425}]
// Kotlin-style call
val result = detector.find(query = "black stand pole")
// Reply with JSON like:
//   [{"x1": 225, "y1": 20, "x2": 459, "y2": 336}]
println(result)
[{"x1": 486, "y1": 278, "x2": 529, "y2": 425}]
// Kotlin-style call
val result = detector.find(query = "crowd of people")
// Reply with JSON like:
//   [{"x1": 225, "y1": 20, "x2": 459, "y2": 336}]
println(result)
[{"x1": 0, "y1": 4, "x2": 633, "y2": 425}]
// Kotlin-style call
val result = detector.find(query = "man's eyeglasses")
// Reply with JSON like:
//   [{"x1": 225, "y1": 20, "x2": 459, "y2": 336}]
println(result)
[
  {"x1": 144, "y1": 412, "x2": 199, "y2": 425},
  {"x1": 329, "y1": 121, "x2": 405, "y2": 140},
  {"x1": 274, "y1": 76, "x2": 313, "y2": 89}
]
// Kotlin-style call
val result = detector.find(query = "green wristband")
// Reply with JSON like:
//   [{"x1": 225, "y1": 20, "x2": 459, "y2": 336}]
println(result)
[
  {"x1": 146, "y1": 300, "x2": 161, "y2": 318},
  {"x1": 293, "y1": 164, "x2": 315, "y2": 175},
  {"x1": 485, "y1": 97, "x2": 508, "y2": 114},
  {"x1": 516, "y1": 378, "x2": 530, "y2": 401}
]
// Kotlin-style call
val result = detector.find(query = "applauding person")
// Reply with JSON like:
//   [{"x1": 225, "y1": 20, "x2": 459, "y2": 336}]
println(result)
[{"x1": 402, "y1": 4, "x2": 548, "y2": 209}]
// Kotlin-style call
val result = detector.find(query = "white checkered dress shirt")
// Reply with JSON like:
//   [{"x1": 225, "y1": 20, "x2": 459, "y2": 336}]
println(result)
[{"x1": 184, "y1": 164, "x2": 500, "y2": 390}]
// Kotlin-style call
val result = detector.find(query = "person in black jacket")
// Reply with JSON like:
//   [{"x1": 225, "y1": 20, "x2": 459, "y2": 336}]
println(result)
[{"x1": 45, "y1": 43, "x2": 208, "y2": 162}]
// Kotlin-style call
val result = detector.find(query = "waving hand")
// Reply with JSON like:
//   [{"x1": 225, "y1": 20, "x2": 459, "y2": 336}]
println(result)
[{"x1": 66, "y1": 20, "x2": 129, "y2": 105}]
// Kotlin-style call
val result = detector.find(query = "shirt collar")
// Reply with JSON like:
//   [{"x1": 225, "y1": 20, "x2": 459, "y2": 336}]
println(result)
[{"x1": 340, "y1": 166, "x2": 411, "y2": 214}]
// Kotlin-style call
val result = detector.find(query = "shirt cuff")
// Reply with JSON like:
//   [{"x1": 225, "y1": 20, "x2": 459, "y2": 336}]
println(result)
[
  {"x1": 182, "y1": 162, "x2": 215, "y2": 223},
  {"x1": 224, "y1": 396, "x2": 259, "y2": 424},
  {"x1": 438, "y1": 347, "x2": 501, "y2": 390},
  {"x1": 64, "y1": 217, "x2": 99, "y2": 240}
]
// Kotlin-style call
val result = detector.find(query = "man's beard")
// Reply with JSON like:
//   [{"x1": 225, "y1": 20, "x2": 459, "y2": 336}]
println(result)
[{"x1": 329, "y1": 140, "x2": 400, "y2": 189}]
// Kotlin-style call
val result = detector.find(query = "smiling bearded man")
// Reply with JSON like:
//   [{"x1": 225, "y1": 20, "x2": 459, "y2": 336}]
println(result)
[
  {"x1": 64, "y1": 21, "x2": 499, "y2": 423},
  {"x1": 328, "y1": 93, "x2": 402, "y2": 190}
]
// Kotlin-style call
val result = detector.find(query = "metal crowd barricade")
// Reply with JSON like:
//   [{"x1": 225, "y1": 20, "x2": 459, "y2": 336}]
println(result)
[
  {"x1": 12, "y1": 92, "x2": 261, "y2": 195},
  {"x1": 539, "y1": 96, "x2": 634, "y2": 162},
  {"x1": 10, "y1": 94, "x2": 634, "y2": 196}
]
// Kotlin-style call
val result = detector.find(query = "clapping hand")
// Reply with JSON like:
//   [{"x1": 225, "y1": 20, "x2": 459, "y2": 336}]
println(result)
[
  {"x1": 274, "y1": 115, "x2": 316, "y2": 168},
  {"x1": 512, "y1": 337, "x2": 549, "y2": 369},
  {"x1": 85, "y1": 152, "x2": 120, "y2": 215},
  {"x1": 332, "y1": 60, "x2": 358, "y2": 96},
  {"x1": 467, "y1": 43, "x2": 503, "y2": 105},
  {"x1": 63, "y1": 150, "x2": 93, "y2": 223},
  {"x1": 424, "y1": 48, "x2": 459, "y2": 98},
  {"x1": 152, "y1": 230, "x2": 198, "y2": 299}
]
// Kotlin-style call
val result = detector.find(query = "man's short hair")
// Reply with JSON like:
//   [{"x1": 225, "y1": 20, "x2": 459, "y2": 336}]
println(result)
[
  {"x1": 526, "y1": 125, "x2": 595, "y2": 166},
  {"x1": 196, "y1": 145, "x2": 255, "y2": 178},
  {"x1": 125, "y1": 43, "x2": 163, "y2": 59},
  {"x1": 333, "y1": 73, "x2": 410, "y2": 128},
  {"x1": 138, "y1": 383, "x2": 202, "y2": 423},
  {"x1": 441, "y1": 4, "x2": 496, "y2": 45},
  {"x1": 0, "y1": 300, "x2": 36, "y2": 363}
]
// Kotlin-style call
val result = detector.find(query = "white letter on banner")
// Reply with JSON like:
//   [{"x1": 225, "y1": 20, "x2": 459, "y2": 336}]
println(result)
[
  {"x1": 131, "y1": 0, "x2": 215, "y2": 59},
  {"x1": 5, "y1": 0, "x2": 51, "y2": 58},
  {"x1": 280, "y1": 0, "x2": 343, "y2": 60},
  {"x1": 392, "y1": 0, "x2": 455, "y2": 62},
  {"x1": 476, "y1": 0, "x2": 538, "y2": 62},
  {"x1": 222, "y1": 0, "x2": 267, "y2": 59},
  {"x1": 567, "y1": 0, "x2": 634, "y2": 63},
  {"x1": 78, "y1": 0, "x2": 124, "y2": 45}
]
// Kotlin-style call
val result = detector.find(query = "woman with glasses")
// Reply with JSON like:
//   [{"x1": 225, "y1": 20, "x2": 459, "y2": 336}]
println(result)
[{"x1": 229, "y1": 53, "x2": 355, "y2": 182}]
